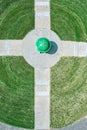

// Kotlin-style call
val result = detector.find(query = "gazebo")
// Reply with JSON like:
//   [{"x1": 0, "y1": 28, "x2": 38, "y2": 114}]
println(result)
[{"x1": 36, "y1": 37, "x2": 51, "y2": 53}]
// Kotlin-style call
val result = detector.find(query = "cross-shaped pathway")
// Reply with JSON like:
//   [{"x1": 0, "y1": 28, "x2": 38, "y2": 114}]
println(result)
[{"x1": 0, "y1": 0, "x2": 87, "y2": 130}]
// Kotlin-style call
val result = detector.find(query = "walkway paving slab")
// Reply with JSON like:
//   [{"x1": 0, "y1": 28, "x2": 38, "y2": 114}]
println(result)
[
  {"x1": 61, "y1": 40, "x2": 87, "y2": 57},
  {"x1": 35, "y1": 68, "x2": 50, "y2": 129},
  {"x1": 35, "y1": 0, "x2": 50, "y2": 29},
  {"x1": 35, "y1": 15, "x2": 50, "y2": 29},
  {"x1": 0, "y1": 40, "x2": 23, "y2": 56},
  {"x1": 22, "y1": 29, "x2": 62, "y2": 68}
]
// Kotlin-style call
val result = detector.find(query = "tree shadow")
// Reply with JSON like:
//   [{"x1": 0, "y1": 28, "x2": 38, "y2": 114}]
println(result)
[{"x1": 48, "y1": 41, "x2": 58, "y2": 55}]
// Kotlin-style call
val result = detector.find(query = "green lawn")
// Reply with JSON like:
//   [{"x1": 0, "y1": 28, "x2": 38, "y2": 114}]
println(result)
[
  {"x1": 0, "y1": 0, "x2": 35, "y2": 128},
  {"x1": 0, "y1": 57, "x2": 34, "y2": 129},
  {"x1": 51, "y1": 57, "x2": 87, "y2": 128},
  {"x1": 51, "y1": 0, "x2": 87, "y2": 41},
  {"x1": 0, "y1": 0, "x2": 34, "y2": 39}
]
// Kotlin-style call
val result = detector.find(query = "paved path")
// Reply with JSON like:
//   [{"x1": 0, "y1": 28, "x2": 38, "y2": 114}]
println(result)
[
  {"x1": 0, "y1": 40, "x2": 22, "y2": 56},
  {"x1": 35, "y1": 68, "x2": 50, "y2": 129},
  {"x1": 35, "y1": 0, "x2": 50, "y2": 29},
  {"x1": 61, "y1": 40, "x2": 87, "y2": 57},
  {"x1": 1, "y1": 40, "x2": 87, "y2": 57},
  {"x1": 22, "y1": 28, "x2": 61, "y2": 129},
  {"x1": 22, "y1": 29, "x2": 61, "y2": 68},
  {"x1": 0, "y1": 123, "x2": 28, "y2": 130}
]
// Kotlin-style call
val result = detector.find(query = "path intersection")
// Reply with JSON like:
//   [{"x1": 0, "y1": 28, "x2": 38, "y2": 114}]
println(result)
[{"x1": 0, "y1": 0, "x2": 87, "y2": 130}]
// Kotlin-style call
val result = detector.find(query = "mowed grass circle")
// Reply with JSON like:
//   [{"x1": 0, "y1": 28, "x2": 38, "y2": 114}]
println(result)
[
  {"x1": 51, "y1": 57, "x2": 87, "y2": 128},
  {"x1": 51, "y1": 0, "x2": 87, "y2": 41},
  {"x1": 0, "y1": 0, "x2": 34, "y2": 128},
  {"x1": 0, "y1": 57, "x2": 34, "y2": 128},
  {"x1": 0, "y1": 0, "x2": 34, "y2": 39}
]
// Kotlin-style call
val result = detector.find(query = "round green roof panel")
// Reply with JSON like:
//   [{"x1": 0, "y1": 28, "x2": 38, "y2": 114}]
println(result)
[{"x1": 36, "y1": 37, "x2": 51, "y2": 53}]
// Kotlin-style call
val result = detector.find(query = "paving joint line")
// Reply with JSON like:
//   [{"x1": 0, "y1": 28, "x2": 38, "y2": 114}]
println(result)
[
  {"x1": 4, "y1": 40, "x2": 10, "y2": 55},
  {"x1": 35, "y1": 1, "x2": 49, "y2": 6},
  {"x1": 35, "y1": 11, "x2": 50, "y2": 16}
]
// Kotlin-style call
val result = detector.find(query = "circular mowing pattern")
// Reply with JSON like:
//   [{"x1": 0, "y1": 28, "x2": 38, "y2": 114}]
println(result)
[
  {"x1": 0, "y1": 57, "x2": 34, "y2": 129},
  {"x1": 36, "y1": 37, "x2": 51, "y2": 53},
  {"x1": 51, "y1": 57, "x2": 87, "y2": 128},
  {"x1": 51, "y1": 0, "x2": 87, "y2": 41},
  {"x1": 0, "y1": 0, "x2": 34, "y2": 39}
]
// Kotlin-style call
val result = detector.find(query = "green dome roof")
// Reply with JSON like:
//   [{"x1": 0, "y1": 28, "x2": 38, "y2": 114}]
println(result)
[{"x1": 36, "y1": 37, "x2": 51, "y2": 53}]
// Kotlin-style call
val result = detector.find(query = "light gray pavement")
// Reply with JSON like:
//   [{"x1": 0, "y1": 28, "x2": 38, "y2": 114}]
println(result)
[
  {"x1": 61, "y1": 40, "x2": 87, "y2": 57},
  {"x1": 22, "y1": 28, "x2": 61, "y2": 129},
  {"x1": 1, "y1": 40, "x2": 87, "y2": 58},
  {"x1": 0, "y1": 40, "x2": 23, "y2": 56},
  {"x1": 35, "y1": 68, "x2": 50, "y2": 129},
  {"x1": 22, "y1": 29, "x2": 62, "y2": 68},
  {"x1": 35, "y1": 0, "x2": 50, "y2": 29},
  {"x1": 0, "y1": 123, "x2": 29, "y2": 130}
]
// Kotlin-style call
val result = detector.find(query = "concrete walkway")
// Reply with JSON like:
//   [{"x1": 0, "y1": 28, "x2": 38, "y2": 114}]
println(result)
[
  {"x1": 61, "y1": 40, "x2": 87, "y2": 57},
  {"x1": 0, "y1": 40, "x2": 23, "y2": 56},
  {"x1": 22, "y1": 29, "x2": 61, "y2": 68},
  {"x1": 35, "y1": 68, "x2": 50, "y2": 129},
  {"x1": 1, "y1": 40, "x2": 87, "y2": 57},
  {"x1": 22, "y1": 28, "x2": 61, "y2": 129},
  {"x1": 0, "y1": 123, "x2": 28, "y2": 130},
  {"x1": 35, "y1": 0, "x2": 50, "y2": 29}
]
